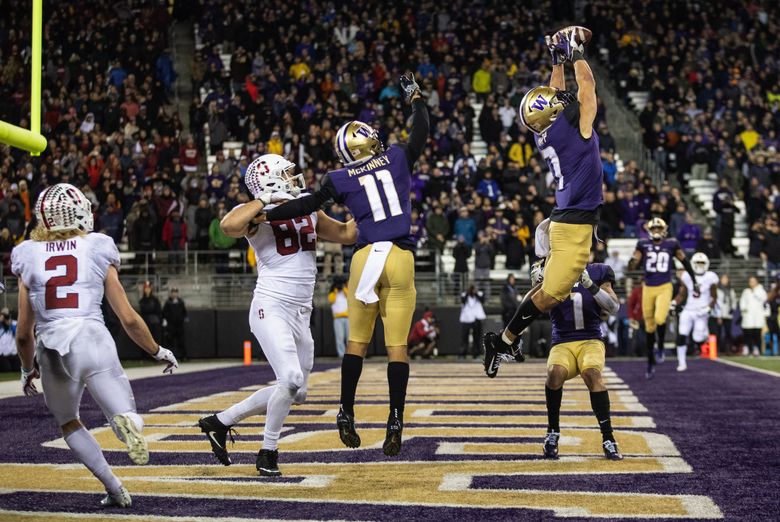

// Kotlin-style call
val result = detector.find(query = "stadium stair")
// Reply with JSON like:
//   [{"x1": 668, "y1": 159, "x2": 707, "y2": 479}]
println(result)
[{"x1": 685, "y1": 174, "x2": 748, "y2": 257}]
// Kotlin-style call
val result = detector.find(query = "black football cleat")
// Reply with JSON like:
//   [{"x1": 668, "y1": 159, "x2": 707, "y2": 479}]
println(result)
[
  {"x1": 198, "y1": 414, "x2": 235, "y2": 466},
  {"x1": 543, "y1": 431, "x2": 560, "y2": 459},
  {"x1": 645, "y1": 365, "x2": 655, "y2": 380},
  {"x1": 336, "y1": 407, "x2": 361, "y2": 448},
  {"x1": 602, "y1": 440, "x2": 624, "y2": 461},
  {"x1": 510, "y1": 337, "x2": 526, "y2": 363},
  {"x1": 483, "y1": 332, "x2": 506, "y2": 378},
  {"x1": 256, "y1": 449, "x2": 281, "y2": 476},
  {"x1": 382, "y1": 408, "x2": 403, "y2": 457}
]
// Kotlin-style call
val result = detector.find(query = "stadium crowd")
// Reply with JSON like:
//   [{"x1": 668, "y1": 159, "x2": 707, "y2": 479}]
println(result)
[{"x1": 0, "y1": 0, "x2": 775, "y2": 274}]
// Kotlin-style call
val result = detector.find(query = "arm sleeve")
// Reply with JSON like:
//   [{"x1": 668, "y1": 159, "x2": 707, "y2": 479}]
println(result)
[
  {"x1": 403, "y1": 98, "x2": 430, "y2": 168},
  {"x1": 265, "y1": 175, "x2": 340, "y2": 221}
]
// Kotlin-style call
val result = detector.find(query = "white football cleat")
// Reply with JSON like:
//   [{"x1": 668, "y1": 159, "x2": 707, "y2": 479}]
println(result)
[
  {"x1": 113, "y1": 414, "x2": 149, "y2": 465},
  {"x1": 101, "y1": 486, "x2": 132, "y2": 508},
  {"x1": 676, "y1": 364, "x2": 687, "y2": 372}
]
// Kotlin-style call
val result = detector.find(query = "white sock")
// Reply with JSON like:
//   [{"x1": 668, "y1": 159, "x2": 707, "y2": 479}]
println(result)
[
  {"x1": 64, "y1": 427, "x2": 122, "y2": 494},
  {"x1": 262, "y1": 384, "x2": 297, "y2": 451},
  {"x1": 217, "y1": 386, "x2": 275, "y2": 426},
  {"x1": 677, "y1": 346, "x2": 687, "y2": 366}
]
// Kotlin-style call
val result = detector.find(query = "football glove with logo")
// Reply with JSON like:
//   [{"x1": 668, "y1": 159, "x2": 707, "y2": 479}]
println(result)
[
  {"x1": 545, "y1": 35, "x2": 567, "y2": 66},
  {"x1": 152, "y1": 346, "x2": 179, "y2": 374},
  {"x1": 400, "y1": 73, "x2": 421, "y2": 100}
]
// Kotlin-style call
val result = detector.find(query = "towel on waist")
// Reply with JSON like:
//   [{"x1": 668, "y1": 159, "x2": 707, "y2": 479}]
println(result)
[{"x1": 354, "y1": 241, "x2": 393, "y2": 305}]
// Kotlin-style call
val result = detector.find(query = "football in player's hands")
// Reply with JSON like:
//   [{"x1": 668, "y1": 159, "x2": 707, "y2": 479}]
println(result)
[{"x1": 554, "y1": 26, "x2": 592, "y2": 46}]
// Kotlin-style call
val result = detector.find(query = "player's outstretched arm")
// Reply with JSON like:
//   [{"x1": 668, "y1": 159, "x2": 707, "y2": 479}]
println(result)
[
  {"x1": 264, "y1": 176, "x2": 340, "y2": 222},
  {"x1": 316, "y1": 211, "x2": 357, "y2": 245},
  {"x1": 545, "y1": 35, "x2": 565, "y2": 90},
  {"x1": 572, "y1": 56, "x2": 596, "y2": 139},
  {"x1": 675, "y1": 249, "x2": 699, "y2": 295},
  {"x1": 105, "y1": 266, "x2": 178, "y2": 373},
  {"x1": 221, "y1": 200, "x2": 266, "y2": 238},
  {"x1": 399, "y1": 73, "x2": 430, "y2": 166}
]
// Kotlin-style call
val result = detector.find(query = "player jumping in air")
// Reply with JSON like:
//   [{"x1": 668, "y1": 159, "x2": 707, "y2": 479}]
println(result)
[
  {"x1": 198, "y1": 154, "x2": 356, "y2": 476},
  {"x1": 14, "y1": 184, "x2": 179, "y2": 508},
  {"x1": 671, "y1": 252, "x2": 718, "y2": 372},
  {"x1": 482, "y1": 27, "x2": 603, "y2": 376},
  {"x1": 628, "y1": 218, "x2": 699, "y2": 378},
  {"x1": 254, "y1": 73, "x2": 428, "y2": 456}
]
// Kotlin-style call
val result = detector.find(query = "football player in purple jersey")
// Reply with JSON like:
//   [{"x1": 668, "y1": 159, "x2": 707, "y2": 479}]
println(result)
[
  {"x1": 628, "y1": 218, "x2": 699, "y2": 378},
  {"x1": 482, "y1": 27, "x2": 605, "y2": 378},
  {"x1": 533, "y1": 260, "x2": 624, "y2": 461},
  {"x1": 254, "y1": 73, "x2": 429, "y2": 457}
]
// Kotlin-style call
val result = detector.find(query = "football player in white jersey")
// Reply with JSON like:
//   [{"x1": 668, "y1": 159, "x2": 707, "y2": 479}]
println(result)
[
  {"x1": 671, "y1": 252, "x2": 718, "y2": 372},
  {"x1": 13, "y1": 184, "x2": 179, "y2": 508},
  {"x1": 198, "y1": 154, "x2": 356, "y2": 476}
]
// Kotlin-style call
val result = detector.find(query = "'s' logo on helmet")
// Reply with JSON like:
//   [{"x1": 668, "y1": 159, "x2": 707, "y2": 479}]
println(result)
[{"x1": 530, "y1": 95, "x2": 549, "y2": 112}]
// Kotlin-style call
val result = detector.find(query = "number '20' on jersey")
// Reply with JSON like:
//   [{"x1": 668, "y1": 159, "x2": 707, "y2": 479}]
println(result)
[
  {"x1": 550, "y1": 263, "x2": 615, "y2": 347},
  {"x1": 637, "y1": 238, "x2": 680, "y2": 286},
  {"x1": 328, "y1": 144, "x2": 412, "y2": 247}
]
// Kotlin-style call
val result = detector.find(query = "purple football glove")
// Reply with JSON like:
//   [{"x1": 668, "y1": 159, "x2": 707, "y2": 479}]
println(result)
[
  {"x1": 552, "y1": 29, "x2": 584, "y2": 62},
  {"x1": 545, "y1": 35, "x2": 567, "y2": 65}
]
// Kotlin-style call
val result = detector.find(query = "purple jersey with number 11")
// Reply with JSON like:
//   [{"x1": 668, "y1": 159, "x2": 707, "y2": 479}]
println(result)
[{"x1": 328, "y1": 144, "x2": 412, "y2": 246}]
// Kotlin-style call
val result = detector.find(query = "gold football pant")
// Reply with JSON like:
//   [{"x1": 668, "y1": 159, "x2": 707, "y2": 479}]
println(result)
[
  {"x1": 541, "y1": 221, "x2": 593, "y2": 302},
  {"x1": 347, "y1": 245, "x2": 416, "y2": 347},
  {"x1": 547, "y1": 339, "x2": 606, "y2": 381},
  {"x1": 642, "y1": 282, "x2": 673, "y2": 333}
]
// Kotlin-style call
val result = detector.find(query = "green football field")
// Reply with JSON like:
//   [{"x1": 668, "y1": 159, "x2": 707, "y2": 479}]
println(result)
[{"x1": 723, "y1": 357, "x2": 780, "y2": 374}]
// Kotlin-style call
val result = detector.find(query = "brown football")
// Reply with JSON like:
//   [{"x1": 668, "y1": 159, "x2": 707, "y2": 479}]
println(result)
[{"x1": 554, "y1": 26, "x2": 593, "y2": 45}]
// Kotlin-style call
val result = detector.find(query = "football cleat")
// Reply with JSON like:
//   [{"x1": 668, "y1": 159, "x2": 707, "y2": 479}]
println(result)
[
  {"x1": 483, "y1": 332, "x2": 507, "y2": 378},
  {"x1": 100, "y1": 486, "x2": 132, "y2": 508},
  {"x1": 656, "y1": 348, "x2": 665, "y2": 364},
  {"x1": 602, "y1": 440, "x2": 624, "y2": 461},
  {"x1": 256, "y1": 449, "x2": 281, "y2": 476},
  {"x1": 198, "y1": 414, "x2": 235, "y2": 466},
  {"x1": 336, "y1": 407, "x2": 361, "y2": 448},
  {"x1": 676, "y1": 363, "x2": 687, "y2": 372},
  {"x1": 383, "y1": 408, "x2": 404, "y2": 457},
  {"x1": 112, "y1": 414, "x2": 148, "y2": 465},
  {"x1": 543, "y1": 431, "x2": 560, "y2": 459},
  {"x1": 645, "y1": 365, "x2": 655, "y2": 380}
]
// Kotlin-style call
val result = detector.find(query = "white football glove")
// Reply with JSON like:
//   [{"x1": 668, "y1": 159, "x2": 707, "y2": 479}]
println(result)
[
  {"x1": 579, "y1": 268, "x2": 594, "y2": 289},
  {"x1": 21, "y1": 366, "x2": 40, "y2": 396},
  {"x1": 152, "y1": 346, "x2": 178, "y2": 374},
  {"x1": 257, "y1": 193, "x2": 272, "y2": 205},
  {"x1": 669, "y1": 301, "x2": 677, "y2": 316}
]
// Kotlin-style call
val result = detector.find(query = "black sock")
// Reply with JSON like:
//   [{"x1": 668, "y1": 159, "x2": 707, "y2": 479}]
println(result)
[
  {"x1": 657, "y1": 323, "x2": 666, "y2": 353},
  {"x1": 545, "y1": 386, "x2": 563, "y2": 432},
  {"x1": 387, "y1": 362, "x2": 410, "y2": 415},
  {"x1": 590, "y1": 390, "x2": 614, "y2": 442},
  {"x1": 506, "y1": 298, "x2": 542, "y2": 337},
  {"x1": 645, "y1": 331, "x2": 656, "y2": 366},
  {"x1": 340, "y1": 354, "x2": 363, "y2": 415}
]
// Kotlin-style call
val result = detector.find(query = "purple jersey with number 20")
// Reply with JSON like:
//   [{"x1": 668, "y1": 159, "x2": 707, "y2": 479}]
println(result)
[
  {"x1": 637, "y1": 237, "x2": 680, "y2": 286},
  {"x1": 328, "y1": 144, "x2": 412, "y2": 246},
  {"x1": 533, "y1": 103, "x2": 603, "y2": 212}
]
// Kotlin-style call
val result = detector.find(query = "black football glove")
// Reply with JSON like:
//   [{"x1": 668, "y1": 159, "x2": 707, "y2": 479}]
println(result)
[{"x1": 399, "y1": 73, "x2": 421, "y2": 101}]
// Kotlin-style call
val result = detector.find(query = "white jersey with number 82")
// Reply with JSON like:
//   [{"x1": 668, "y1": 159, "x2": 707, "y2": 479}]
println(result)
[{"x1": 11, "y1": 233, "x2": 120, "y2": 328}]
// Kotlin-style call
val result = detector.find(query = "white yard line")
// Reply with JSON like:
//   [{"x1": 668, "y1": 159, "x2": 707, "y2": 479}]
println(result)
[
  {"x1": 714, "y1": 357, "x2": 780, "y2": 379},
  {"x1": 0, "y1": 361, "x2": 245, "y2": 400}
]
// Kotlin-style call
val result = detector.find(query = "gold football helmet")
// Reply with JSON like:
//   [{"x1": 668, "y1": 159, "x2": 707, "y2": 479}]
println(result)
[
  {"x1": 518, "y1": 86, "x2": 575, "y2": 134},
  {"x1": 646, "y1": 217, "x2": 668, "y2": 241},
  {"x1": 334, "y1": 121, "x2": 383, "y2": 166}
]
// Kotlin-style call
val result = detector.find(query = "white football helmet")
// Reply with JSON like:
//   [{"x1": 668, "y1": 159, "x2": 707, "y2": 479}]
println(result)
[
  {"x1": 244, "y1": 154, "x2": 304, "y2": 199},
  {"x1": 35, "y1": 183, "x2": 93, "y2": 232},
  {"x1": 691, "y1": 252, "x2": 709, "y2": 275}
]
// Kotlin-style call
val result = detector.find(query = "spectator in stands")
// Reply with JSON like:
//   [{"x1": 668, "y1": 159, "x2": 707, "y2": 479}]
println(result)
[
  {"x1": 162, "y1": 208, "x2": 187, "y2": 251},
  {"x1": 97, "y1": 194, "x2": 125, "y2": 244},
  {"x1": 453, "y1": 235, "x2": 471, "y2": 276},
  {"x1": 500, "y1": 274, "x2": 520, "y2": 325},
  {"x1": 426, "y1": 205, "x2": 449, "y2": 253},
  {"x1": 0, "y1": 308, "x2": 18, "y2": 373},
  {"x1": 696, "y1": 227, "x2": 721, "y2": 260},
  {"x1": 677, "y1": 213, "x2": 701, "y2": 255},
  {"x1": 131, "y1": 203, "x2": 157, "y2": 251},
  {"x1": 193, "y1": 196, "x2": 213, "y2": 251},
  {"x1": 761, "y1": 220, "x2": 780, "y2": 272},
  {"x1": 454, "y1": 207, "x2": 477, "y2": 247},
  {"x1": 162, "y1": 288, "x2": 188, "y2": 360},
  {"x1": 474, "y1": 231, "x2": 494, "y2": 289},
  {"x1": 627, "y1": 279, "x2": 646, "y2": 357},
  {"x1": 740, "y1": 276, "x2": 767, "y2": 356},
  {"x1": 328, "y1": 277, "x2": 349, "y2": 358},
  {"x1": 139, "y1": 281, "x2": 163, "y2": 343},
  {"x1": 715, "y1": 275, "x2": 738, "y2": 354},
  {"x1": 408, "y1": 311, "x2": 438, "y2": 359},
  {"x1": 605, "y1": 250, "x2": 626, "y2": 281},
  {"x1": 459, "y1": 285, "x2": 486, "y2": 359}
]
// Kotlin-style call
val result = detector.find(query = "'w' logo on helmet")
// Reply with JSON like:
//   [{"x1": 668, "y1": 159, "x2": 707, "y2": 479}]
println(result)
[
  {"x1": 530, "y1": 95, "x2": 549, "y2": 112},
  {"x1": 354, "y1": 125, "x2": 372, "y2": 138}
]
